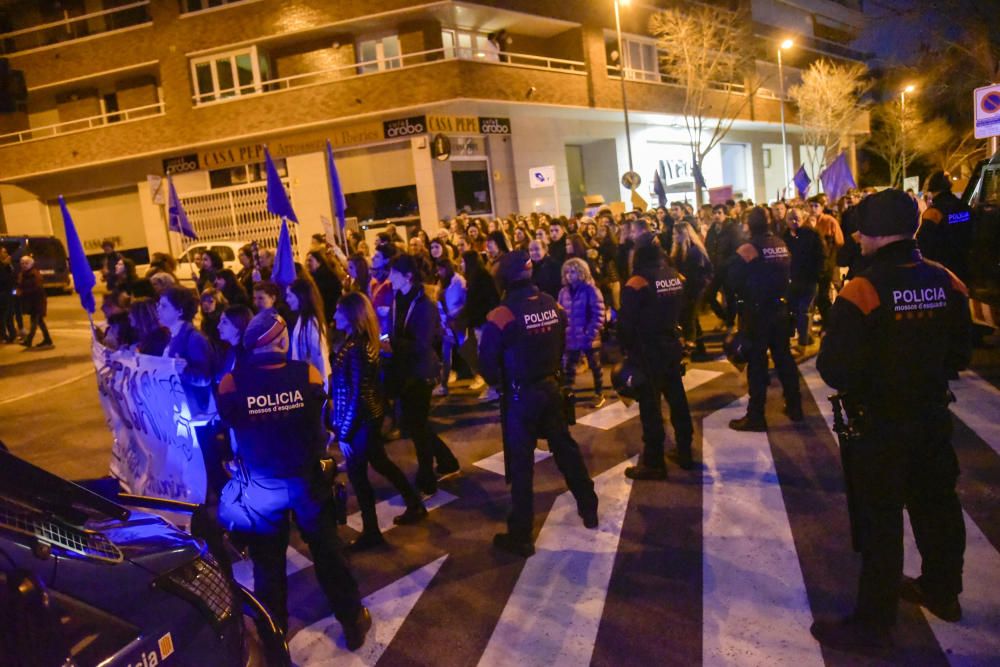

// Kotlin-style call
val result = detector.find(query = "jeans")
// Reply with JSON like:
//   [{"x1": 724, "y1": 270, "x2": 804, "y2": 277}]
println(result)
[
  {"x1": 563, "y1": 348, "x2": 603, "y2": 395},
  {"x1": 788, "y1": 282, "x2": 818, "y2": 345},
  {"x1": 344, "y1": 419, "x2": 422, "y2": 536},
  {"x1": 399, "y1": 378, "x2": 458, "y2": 492},
  {"x1": 24, "y1": 313, "x2": 50, "y2": 346}
]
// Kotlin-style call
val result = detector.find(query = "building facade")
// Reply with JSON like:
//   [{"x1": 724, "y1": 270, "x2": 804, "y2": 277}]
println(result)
[{"x1": 0, "y1": 0, "x2": 868, "y2": 261}]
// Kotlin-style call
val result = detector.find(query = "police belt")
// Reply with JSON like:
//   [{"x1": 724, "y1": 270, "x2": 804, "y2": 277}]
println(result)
[{"x1": 505, "y1": 373, "x2": 558, "y2": 394}]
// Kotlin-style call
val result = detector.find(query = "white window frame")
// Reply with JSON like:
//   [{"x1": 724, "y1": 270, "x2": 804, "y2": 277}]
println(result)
[
  {"x1": 621, "y1": 35, "x2": 660, "y2": 82},
  {"x1": 441, "y1": 28, "x2": 499, "y2": 62},
  {"x1": 356, "y1": 33, "x2": 402, "y2": 74},
  {"x1": 190, "y1": 45, "x2": 263, "y2": 104}
]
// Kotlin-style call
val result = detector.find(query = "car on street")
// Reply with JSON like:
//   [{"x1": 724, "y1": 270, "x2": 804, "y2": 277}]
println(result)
[
  {"x1": 0, "y1": 446, "x2": 289, "y2": 667},
  {"x1": 0, "y1": 235, "x2": 71, "y2": 292},
  {"x1": 175, "y1": 241, "x2": 247, "y2": 285}
]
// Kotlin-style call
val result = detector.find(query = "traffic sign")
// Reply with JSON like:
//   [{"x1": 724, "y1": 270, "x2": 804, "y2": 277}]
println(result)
[
  {"x1": 621, "y1": 171, "x2": 641, "y2": 189},
  {"x1": 529, "y1": 165, "x2": 556, "y2": 189},
  {"x1": 974, "y1": 84, "x2": 1000, "y2": 138}
]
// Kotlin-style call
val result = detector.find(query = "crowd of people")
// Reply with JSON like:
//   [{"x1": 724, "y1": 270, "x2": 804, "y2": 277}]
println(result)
[{"x1": 80, "y1": 168, "x2": 974, "y2": 654}]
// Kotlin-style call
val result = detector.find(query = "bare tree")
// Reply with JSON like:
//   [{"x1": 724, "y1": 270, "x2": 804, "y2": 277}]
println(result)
[
  {"x1": 787, "y1": 59, "x2": 869, "y2": 183},
  {"x1": 932, "y1": 131, "x2": 988, "y2": 179},
  {"x1": 866, "y1": 100, "x2": 951, "y2": 187},
  {"x1": 649, "y1": 3, "x2": 757, "y2": 206}
]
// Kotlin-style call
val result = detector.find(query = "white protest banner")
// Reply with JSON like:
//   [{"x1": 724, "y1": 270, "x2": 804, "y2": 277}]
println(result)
[{"x1": 92, "y1": 340, "x2": 212, "y2": 504}]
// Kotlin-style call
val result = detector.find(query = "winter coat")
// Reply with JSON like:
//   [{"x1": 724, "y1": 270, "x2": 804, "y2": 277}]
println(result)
[
  {"x1": 558, "y1": 281, "x2": 605, "y2": 351},
  {"x1": 16, "y1": 267, "x2": 46, "y2": 317},
  {"x1": 531, "y1": 255, "x2": 563, "y2": 300}
]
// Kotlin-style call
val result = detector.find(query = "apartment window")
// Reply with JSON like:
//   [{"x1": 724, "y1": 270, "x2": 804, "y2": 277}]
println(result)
[
  {"x1": 209, "y1": 158, "x2": 286, "y2": 189},
  {"x1": 622, "y1": 37, "x2": 659, "y2": 82},
  {"x1": 356, "y1": 34, "x2": 402, "y2": 74},
  {"x1": 191, "y1": 46, "x2": 263, "y2": 104},
  {"x1": 442, "y1": 29, "x2": 500, "y2": 62}
]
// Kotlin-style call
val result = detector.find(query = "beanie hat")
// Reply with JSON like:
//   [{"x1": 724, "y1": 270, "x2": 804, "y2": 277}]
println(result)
[
  {"x1": 925, "y1": 171, "x2": 951, "y2": 194},
  {"x1": 497, "y1": 250, "x2": 531, "y2": 288},
  {"x1": 243, "y1": 311, "x2": 289, "y2": 353},
  {"x1": 856, "y1": 188, "x2": 918, "y2": 238}
]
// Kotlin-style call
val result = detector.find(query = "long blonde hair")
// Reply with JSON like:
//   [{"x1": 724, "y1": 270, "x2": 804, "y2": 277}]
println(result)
[{"x1": 337, "y1": 291, "x2": 380, "y2": 357}]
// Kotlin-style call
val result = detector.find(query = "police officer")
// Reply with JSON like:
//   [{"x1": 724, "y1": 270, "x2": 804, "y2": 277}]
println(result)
[
  {"x1": 617, "y1": 243, "x2": 695, "y2": 476},
  {"x1": 727, "y1": 206, "x2": 803, "y2": 431},
  {"x1": 216, "y1": 311, "x2": 371, "y2": 650},
  {"x1": 812, "y1": 189, "x2": 971, "y2": 652},
  {"x1": 917, "y1": 171, "x2": 973, "y2": 283},
  {"x1": 479, "y1": 251, "x2": 599, "y2": 557}
]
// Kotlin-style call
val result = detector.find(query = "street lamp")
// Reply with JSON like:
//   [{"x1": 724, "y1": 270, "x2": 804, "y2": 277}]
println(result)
[
  {"x1": 613, "y1": 0, "x2": 634, "y2": 176},
  {"x1": 777, "y1": 39, "x2": 794, "y2": 199},
  {"x1": 901, "y1": 84, "x2": 915, "y2": 188}
]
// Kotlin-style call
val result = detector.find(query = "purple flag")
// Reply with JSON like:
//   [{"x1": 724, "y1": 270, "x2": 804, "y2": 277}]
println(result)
[
  {"x1": 653, "y1": 168, "x2": 667, "y2": 207},
  {"x1": 793, "y1": 164, "x2": 811, "y2": 199},
  {"x1": 271, "y1": 218, "x2": 295, "y2": 288},
  {"x1": 58, "y1": 196, "x2": 96, "y2": 315},
  {"x1": 819, "y1": 152, "x2": 856, "y2": 202},
  {"x1": 167, "y1": 177, "x2": 197, "y2": 239},
  {"x1": 265, "y1": 148, "x2": 298, "y2": 223},
  {"x1": 326, "y1": 140, "x2": 346, "y2": 232}
]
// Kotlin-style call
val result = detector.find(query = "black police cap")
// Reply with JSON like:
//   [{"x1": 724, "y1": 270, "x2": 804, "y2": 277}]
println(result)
[
  {"x1": 497, "y1": 250, "x2": 532, "y2": 287},
  {"x1": 857, "y1": 188, "x2": 918, "y2": 238}
]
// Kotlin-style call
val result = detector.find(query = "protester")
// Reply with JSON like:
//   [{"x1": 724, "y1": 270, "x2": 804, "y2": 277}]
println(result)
[
  {"x1": 704, "y1": 204, "x2": 743, "y2": 331},
  {"x1": 199, "y1": 287, "x2": 227, "y2": 350},
  {"x1": 16, "y1": 255, "x2": 52, "y2": 349},
  {"x1": 558, "y1": 258, "x2": 606, "y2": 408},
  {"x1": 671, "y1": 221, "x2": 713, "y2": 355},
  {"x1": 100, "y1": 240, "x2": 123, "y2": 292},
  {"x1": 783, "y1": 206, "x2": 825, "y2": 349},
  {"x1": 330, "y1": 292, "x2": 428, "y2": 551},
  {"x1": 434, "y1": 258, "x2": 467, "y2": 398},
  {"x1": 98, "y1": 292, "x2": 134, "y2": 350},
  {"x1": 345, "y1": 254, "x2": 373, "y2": 298},
  {"x1": 252, "y1": 280, "x2": 281, "y2": 314},
  {"x1": 528, "y1": 238, "x2": 562, "y2": 300},
  {"x1": 306, "y1": 251, "x2": 342, "y2": 325},
  {"x1": 0, "y1": 247, "x2": 18, "y2": 343},
  {"x1": 286, "y1": 277, "x2": 331, "y2": 384},
  {"x1": 157, "y1": 286, "x2": 215, "y2": 411},
  {"x1": 812, "y1": 204, "x2": 845, "y2": 329},
  {"x1": 214, "y1": 269, "x2": 250, "y2": 307},
  {"x1": 460, "y1": 250, "x2": 500, "y2": 396},
  {"x1": 370, "y1": 246, "x2": 396, "y2": 335},
  {"x1": 197, "y1": 250, "x2": 223, "y2": 293},
  {"x1": 386, "y1": 254, "x2": 461, "y2": 495},
  {"x1": 128, "y1": 297, "x2": 169, "y2": 356},
  {"x1": 215, "y1": 304, "x2": 253, "y2": 380}
]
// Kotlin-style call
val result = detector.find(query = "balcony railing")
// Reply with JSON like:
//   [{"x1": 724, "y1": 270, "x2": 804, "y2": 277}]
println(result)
[
  {"x1": 0, "y1": 101, "x2": 164, "y2": 146},
  {"x1": 606, "y1": 65, "x2": 781, "y2": 100},
  {"x1": 0, "y1": 1, "x2": 151, "y2": 56},
  {"x1": 192, "y1": 47, "x2": 586, "y2": 106}
]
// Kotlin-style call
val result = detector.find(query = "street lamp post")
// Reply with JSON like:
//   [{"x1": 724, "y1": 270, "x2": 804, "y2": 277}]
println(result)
[
  {"x1": 613, "y1": 0, "x2": 634, "y2": 176},
  {"x1": 900, "y1": 84, "x2": 915, "y2": 188},
  {"x1": 777, "y1": 39, "x2": 793, "y2": 199}
]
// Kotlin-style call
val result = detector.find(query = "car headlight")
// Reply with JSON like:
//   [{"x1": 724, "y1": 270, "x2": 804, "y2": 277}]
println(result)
[{"x1": 155, "y1": 556, "x2": 236, "y2": 629}]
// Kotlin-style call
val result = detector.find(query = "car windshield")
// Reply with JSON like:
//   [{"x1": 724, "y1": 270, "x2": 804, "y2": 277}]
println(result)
[{"x1": 27, "y1": 239, "x2": 66, "y2": 263}]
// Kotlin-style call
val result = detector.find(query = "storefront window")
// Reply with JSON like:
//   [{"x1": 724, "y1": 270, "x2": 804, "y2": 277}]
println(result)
[
  {"x1": 345, "y1": 185, "x2": 419, "y2": 221},
  {"x1": 209, "y1": 158, "x2": 286, "y2": 189},
  {"x1": 452, "y1": 163, "x2": 492, "y2": 215}
]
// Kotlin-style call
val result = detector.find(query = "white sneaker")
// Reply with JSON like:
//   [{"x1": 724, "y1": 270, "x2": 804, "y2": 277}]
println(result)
[
  {"x1": 432, "y1": 385, "x2": 449, "y2": 397},
  {"x1": 469, "y1": 375, "x2": 486, "y2": 390},
  {"x1": 479, "y1": 386, "x2": 500, "y2": 402}
]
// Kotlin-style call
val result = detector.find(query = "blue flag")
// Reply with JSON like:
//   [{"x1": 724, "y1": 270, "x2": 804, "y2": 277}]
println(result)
[
  {"x1": 819, "y1": 152, "x2": 856, "y2": 202},
  {"x1": 793, "y1": 164, "x2": 811, "y2": 199},
  {"x1": 326, "y1": 140, "x2": 346, "y2": 232},
  {"x1": 167, "y1": 177, "x2": 197, "y2": 239},
  {"x1": 265, "y1": 148, "x2": 298, "y2": 223},
  {"x1": 692, "y1": 152, "x2": 707, "y2": 190},
  {"x1": 652, "y1": 168, "x2": 667, "y2": 207},
  {"x1": 58, "y1": 196, "x2": 95, "y2": 315},
  {"x1": 271, "y1": 218, "x2": 295, "y2": 288}
]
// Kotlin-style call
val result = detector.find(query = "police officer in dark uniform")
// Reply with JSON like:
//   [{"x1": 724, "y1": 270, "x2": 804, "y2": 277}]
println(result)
[
  {"x1": 727, "y1": 206, "x2": 803, "y2": 431},
  {"x1": 917, "y1": 171, "x2": 973, "y2": 283},
  {"x1": 217, "y1": 311, "x2": 371, "y2": 650},
  {"x1": 812, "y1": 189, "x2": 972, "y2": 652},
  {"x1": 617, "y1": 243, "x2": 695, "y2": 476},
  {"x1": 479, "y1": 251, "x2": 599, "y2": 557}
]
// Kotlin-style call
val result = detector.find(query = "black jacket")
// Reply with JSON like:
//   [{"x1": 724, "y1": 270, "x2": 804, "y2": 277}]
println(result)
[
  {"x1": 619, "y1": 262, "x2": 684, "y2": 372},
  {"x1": 531, "y1": 254, "x2": 563, "y2": 300},
  {"x1": 783, "y1": 226, "x2": 825, "y2": 286},
  {"x1": 330, "y1": 335, "x2": 383, "y2": 443},
  {"x1": 388, "y1": 285, "x2": 441, "y2": 382},
  {"x1": 729, "y1": 233, "x2": 791, "y2": 312},
  {"x1": 818, "y1": 240, "x2": 971, "y2": 417},
  {"x1": 917, "y1": 190, "x2": 973, "y2": 283}
]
